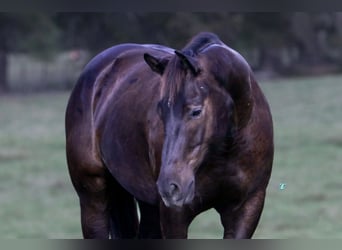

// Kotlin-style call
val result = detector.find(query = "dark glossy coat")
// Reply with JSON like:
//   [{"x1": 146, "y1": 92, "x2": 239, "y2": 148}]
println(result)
[{"x1": 65, "y1": 32, "x2": 274, "y2": 239}]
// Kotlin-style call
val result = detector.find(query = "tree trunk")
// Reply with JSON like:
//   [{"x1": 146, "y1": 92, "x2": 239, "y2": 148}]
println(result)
[
  {"x1": 335, "y1": 12, "x2": 342, "y2": 42},
  {"x1": 291, "y1": 13, "x2": 321, "y2": 65},
  {"x1": 0, "y1": 48, "x2": 8, "y2": 93}
]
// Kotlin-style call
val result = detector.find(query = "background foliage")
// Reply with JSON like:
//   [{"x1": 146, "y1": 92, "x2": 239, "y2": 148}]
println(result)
[{"x1": 1, "y1": 12, "x2": 342, "y2": 92}]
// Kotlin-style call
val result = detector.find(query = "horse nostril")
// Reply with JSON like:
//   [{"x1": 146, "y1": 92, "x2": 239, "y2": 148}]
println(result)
[{"x1": 169, "y1": 182, "x2": 180, "y2": 197}]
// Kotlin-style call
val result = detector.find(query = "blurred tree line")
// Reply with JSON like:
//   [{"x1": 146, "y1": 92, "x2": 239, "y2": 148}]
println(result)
[{"x1": 1, "y1": 12, "x2": 342, "y2": 93}]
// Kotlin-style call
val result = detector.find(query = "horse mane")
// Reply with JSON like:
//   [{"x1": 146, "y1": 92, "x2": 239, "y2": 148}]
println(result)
[
  {"x1": 161, "y1": 32, "x2": 222, "y2": 103},
  {"x1": 181, "y1": 32, "x2": 221, "y2": 56}
]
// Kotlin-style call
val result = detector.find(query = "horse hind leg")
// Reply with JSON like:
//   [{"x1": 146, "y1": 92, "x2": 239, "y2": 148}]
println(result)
[
  {"x1": 107, "y1": 175, "x2": 139, "y2": 239},
  {"x1": 78, "y1": 179, "x2": 110, "y2": 238},
  {"x1": 66, "y1": 147, "x2": 110, "y2": 238},
  {"x1": 67, "y1": 139, "x2": 138, "y2": 238},
  {"x1": 69, "y1": 161, "x2": 138, "y2": 238}
]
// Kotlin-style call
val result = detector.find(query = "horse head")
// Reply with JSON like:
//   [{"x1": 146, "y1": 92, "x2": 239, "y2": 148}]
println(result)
[{"x1": 144, "y1": 34, "x2": 253, "y2": 207}]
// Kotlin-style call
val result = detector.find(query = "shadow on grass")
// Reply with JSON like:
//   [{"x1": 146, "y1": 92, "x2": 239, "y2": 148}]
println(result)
[
  {"x1": 0, "y1": 150, "x2": 27, "y2": 162},
  {"x1": 324, "y1": 137, "x2": 342, "y2": 148}
]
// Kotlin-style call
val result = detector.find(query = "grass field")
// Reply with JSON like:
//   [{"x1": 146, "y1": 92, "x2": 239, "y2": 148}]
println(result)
[{"x1": 0, "y1": 74, "x2": 342, "y2": 238}]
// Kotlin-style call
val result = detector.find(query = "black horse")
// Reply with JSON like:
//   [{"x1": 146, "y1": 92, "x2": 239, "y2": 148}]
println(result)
[{"x1": 65, "y1": 32, "x2": 274, "y2": 238}]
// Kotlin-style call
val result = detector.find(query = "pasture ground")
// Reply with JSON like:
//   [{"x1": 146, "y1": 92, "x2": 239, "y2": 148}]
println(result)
[{"x1": 0, "y1": 74, "x2": 342, "y2": 238}]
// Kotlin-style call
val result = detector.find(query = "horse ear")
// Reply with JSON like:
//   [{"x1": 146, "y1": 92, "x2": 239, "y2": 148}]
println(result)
[
  {"x1": 174, "y1": 50, "x2": 199, "y2": 75},
  {"x1": 144, "y1": 53, "x2": 169, "y2": 75}
]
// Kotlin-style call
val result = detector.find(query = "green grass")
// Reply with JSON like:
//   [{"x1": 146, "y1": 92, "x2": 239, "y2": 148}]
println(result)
[
  {"x1": 0, "y1": 93, "x2": 80, "y2": 238},
  {"x1": 1, "y1": 74, "x2": 342, "y2": 238}
]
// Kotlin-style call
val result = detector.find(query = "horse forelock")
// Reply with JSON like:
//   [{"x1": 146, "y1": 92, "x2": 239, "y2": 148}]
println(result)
[
  {"x1": 160, "y1": 56, "x2": 185, "y2": 105},
  {"x1": 160, "y1": 32, "x2": 222, "y2": 105}
]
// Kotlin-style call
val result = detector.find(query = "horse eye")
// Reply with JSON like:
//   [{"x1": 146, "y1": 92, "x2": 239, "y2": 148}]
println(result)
[{"x1": 190, "y1": 108, "x2": 202, "y2": 118}]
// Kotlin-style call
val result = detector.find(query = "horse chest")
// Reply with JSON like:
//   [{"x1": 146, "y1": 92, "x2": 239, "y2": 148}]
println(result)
[{"x1": 194, "y1": 163, "x2": 249, "y2": 203}]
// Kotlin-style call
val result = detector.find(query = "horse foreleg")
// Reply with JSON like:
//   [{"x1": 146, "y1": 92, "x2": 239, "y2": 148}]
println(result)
[
  {"x1": 218, "y1": 189, "x2": 266, "y2": 239},
  {"x1": 107, "y1": 177, "x2": 139, "y2": 239},
  {"x1": 159, "y1": 203, "x2": 194, "y2": 239},
  {"x1": 137, "y1": 201, "x2": 162, "y2": 238}
]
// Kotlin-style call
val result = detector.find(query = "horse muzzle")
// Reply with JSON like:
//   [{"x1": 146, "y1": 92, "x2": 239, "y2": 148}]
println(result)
[{"x1": 157, "y1": 176, "x2": 195, "y2": 208}]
